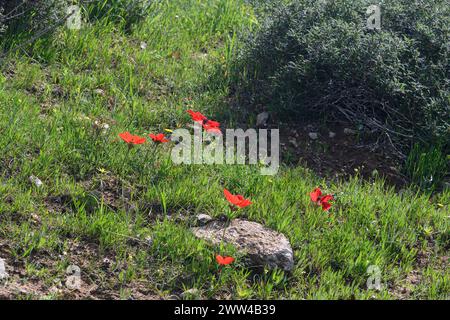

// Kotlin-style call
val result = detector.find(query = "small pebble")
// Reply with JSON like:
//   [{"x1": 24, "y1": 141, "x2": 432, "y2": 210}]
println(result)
[
  {"x1": 289, "y1": 138, "x2": 298, "y2": 148},
  {"x1": 29, "y1": 175, "x2": 43, "y2": 188},
  {"x1": 145, "y1": 236, "x2": 153, "y2": 246},
  {"x1": 197, "y1": 214, "x2": 213, "y2": 225},
  {"x1": 344, "y1": 128, "x2": 356, "y2": 135},
  {"x1": 94, "y1": 88, "x2": 105, "y2": 96},
  {"x1": 308, "y1": 132, "x2": 319, "y2": 140}
]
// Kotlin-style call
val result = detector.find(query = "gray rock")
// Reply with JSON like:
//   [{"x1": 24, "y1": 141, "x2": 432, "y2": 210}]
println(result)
[
  {"x1": 29, "y1": 175, "x2": 43, "y2": 188},
  {"x1": 256, "y1": 112, "x2": 269, "y2": 127},
  {"x1": 94, "y1": 88, "x2": 105, "y2": 96},
  {"x1": 329, "y1": 131, "x2": 336, "y2": 138},
  {"x1": 308, "y1": 132, "x2": 319, "y2": 140},
  {"x1": 196, "y1": 214, "x2": 213, "y2": 225},
  {"x1": 192, "y1": 219, "x2": 294, "y2": 271},
  {"x1": 145, "y1": 236, "x2": 153, "y2": 246},
  {"x1": 344, "y1": 128, "x2": 356, "y2": 135},
  {"x1": 289, "y1": 138, "x2": 298, "y2": 148}
]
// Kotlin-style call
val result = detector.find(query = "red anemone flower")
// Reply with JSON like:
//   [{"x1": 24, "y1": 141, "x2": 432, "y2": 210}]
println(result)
[
  {"x1": 119, "y1": 132, "x2": 146, "y2": 145},
  {"x1": 187, "y1": 110, "x2": 207, "y2": 123},
  {"x1": 320, "y1": 200, "x2": 332, "y2": 212},
  {"x1": 216, "y1": 255, "x2": 235, "y2": 266},
  {"x1": 224, "y1": 188, "x2": 252, "y2": 208},
  {"x1": 309, "y1": 188, "x2": 322, "y2": 202},
  {"x1": 149, "y1": 133, "x2": 170, "y2": 143},
  {"x1": 309, "y1": 187, "x2": 333, "y2": 211}
]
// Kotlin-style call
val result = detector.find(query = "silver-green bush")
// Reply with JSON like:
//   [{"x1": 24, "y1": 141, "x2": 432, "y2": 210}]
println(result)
[{"x1": 233, "y1": 0, "x2": 449, "y2": 153}]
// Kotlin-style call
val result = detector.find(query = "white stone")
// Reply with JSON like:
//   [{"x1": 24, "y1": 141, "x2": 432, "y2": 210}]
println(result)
[
  {"x1": 196, "y1": 214, "x2": 213, "y2": 225},
  {"x1": 192, "y1": 219, "x2": 294, "y2": 271},
  {"x1": 29, "y1": 175, "x2": 43, "y2": 188},
  {"x1": 344, "y1": 128, "x2": 356, "y2": 135}
]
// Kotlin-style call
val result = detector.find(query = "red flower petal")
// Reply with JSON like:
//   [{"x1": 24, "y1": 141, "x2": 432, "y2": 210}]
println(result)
[
  {"x1": 321, "y1": 201, "x2": 332, "y2": 211},
  {"x1": 216, "y1": 255, "x2": 235, "y2": 265},
  {"x1": 149, "y1": 133, "x2": 169, "y2": 143},
  {"x1": 224, "y1": 188, "x2": 237, "y2": 204},
  {"x1": 238, "y1": 199, "x2": 252, "y2": 208},
  {"x1": 119, "y1": 131, "x2": 132, "y2": 143},
  {"x1": 224, "y1": 189, "x2": 252, "y2": 208},
  {"x1": 119, "y1": 132, "x2": 146, "y2": 145},
  {"x1": 187, "y1": 110, "x2": 207, "y2": 123},
  {"x1": 320, "y1": 194, "x2": 334, "y2": 203},
  {"x1": 310, "y1": 188, "x2": 322, "y2": 203},
  {"x1": 134, "y1": 136, "x2": 147, "y2": 144}
]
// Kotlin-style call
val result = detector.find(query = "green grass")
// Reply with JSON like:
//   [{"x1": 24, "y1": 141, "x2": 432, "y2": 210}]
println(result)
[
  {"x1": 405, "y1": 143, "x2": 448, "y2": 192},
  {"x1": 0, "y1": 0, "x2": 448, "y2": 300}
]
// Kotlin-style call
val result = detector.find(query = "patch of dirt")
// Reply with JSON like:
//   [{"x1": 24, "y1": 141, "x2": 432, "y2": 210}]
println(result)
[
  {"x1": 388, "y1": 245, "x2": 449, "y2": 299},
  {"x1": 44, "y1": 194, "x2": 74, "y2": 214},
  {"x1": 278, "y1": 123, "x2": 408, "y2": 187},
  {"x1": 81, "y1": 171, "x2": 134, "y2": 212},
  {"x1": 80, "y1": 171, "x2": 191, "y2": 222},
  {"x1": 0, "y1": 239, "x2": 161, "y2": 300}
]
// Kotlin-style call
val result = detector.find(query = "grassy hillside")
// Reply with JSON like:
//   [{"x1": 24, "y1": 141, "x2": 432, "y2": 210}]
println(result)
[{"x1": 0, "y1": 0, "x2": 448, "y2": 299}]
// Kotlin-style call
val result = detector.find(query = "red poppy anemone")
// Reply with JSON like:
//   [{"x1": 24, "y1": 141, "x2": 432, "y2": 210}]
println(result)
[
  {"x1": 216, "y1": 255, "x2": 235, "y2": 266},
  {"x1": 309, "y1": 188, "x2": 322, "y2": 203},
  {"x1": 149, "y1": 133, "x2": 170, "y2": 143},
  {"x1": 321, "y1": 201, "x2": 332, "y2": 212},
  {"x1": 187, "y1": 110, "x2": 207, "y2": 123},
  {"x1": 310, "y1": 187, "x2": 334, "y2": 211},
  {"x1": 224, "y1": 188, "x2": 252, "y2": 208},
  {"x1": 119, "y1": 132, "x2": 146, "y2": 145}
]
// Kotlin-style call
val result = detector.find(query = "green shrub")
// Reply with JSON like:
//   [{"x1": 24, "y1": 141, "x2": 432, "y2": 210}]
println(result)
[
  {"x1": 232, "y1": 0, "x2": 449, "y2": 152},
  {"x1": 0, "y1": 0, "x2": 72, "y2": 57},
  {"x1": 0, "y1": 0, "x2": 152, "y2": 54},
  {"x1": 0, "y1": 6, "x2": 5, "y2": 34},
  {"x1": 0, "y1": 0, "x2": 69, "y2": 36}
]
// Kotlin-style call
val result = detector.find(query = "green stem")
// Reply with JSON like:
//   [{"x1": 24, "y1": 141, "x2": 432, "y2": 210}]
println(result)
[
  {"x1": 219, "y1": 206, "x2": 234, "y2": 254},
  {"x1": 121, "y1": 145, "x2": 131, "y2": 199}
]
